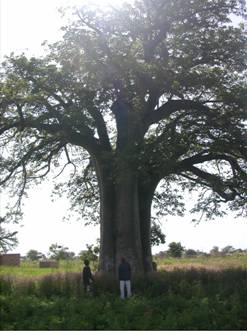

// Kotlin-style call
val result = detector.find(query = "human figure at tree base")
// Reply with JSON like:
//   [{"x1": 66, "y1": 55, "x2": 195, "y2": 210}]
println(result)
[
  {"x1": 118, "y1": 257, "x2": 132, "y2": 299},
  {"x1": 152, "y1": 261, "x2": 157, "y2": 271},
  {"x1": 82, "y1": 259, "x2": 94, "y2": 293}
]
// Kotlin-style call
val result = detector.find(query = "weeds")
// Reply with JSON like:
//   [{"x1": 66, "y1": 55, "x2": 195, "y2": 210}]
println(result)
[{"x1": 1, "y1": 267, "x2": 247, "y2": 330}]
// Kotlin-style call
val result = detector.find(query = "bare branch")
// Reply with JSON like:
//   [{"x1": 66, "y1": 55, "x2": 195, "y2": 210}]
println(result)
[{"x1": 53, "y1": 145, "x2": 77, "y2": 179}]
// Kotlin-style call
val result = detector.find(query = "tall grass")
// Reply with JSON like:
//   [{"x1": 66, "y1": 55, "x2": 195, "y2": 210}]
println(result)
[
  {"x1": 156, "y1": 254, "x2": 247, "y2": 270},
  {"x1": 1, "y1": 267, "x2": 247, "y2": 330}
]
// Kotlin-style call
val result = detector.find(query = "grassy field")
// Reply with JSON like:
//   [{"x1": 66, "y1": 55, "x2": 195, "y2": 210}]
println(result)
[
  {"x1": 157, "y1": 254, "x2": 247, "y2": 271},
  {"x1": 0, "y1": 259, "x2": 83, "y2": 278},
  {"x1": 1, "y1": 255, "x2": 247, "y2": 330},
  {"x1": 1, "y1": 254, "x2": 246, "y2": 278}
]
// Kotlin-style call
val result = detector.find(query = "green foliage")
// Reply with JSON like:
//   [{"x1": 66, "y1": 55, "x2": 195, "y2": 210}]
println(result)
[
  {"x1": 168, "y1": 242, "x2": 185, "y2": 258},
  {"x1": 1, "y1": 266, "x2": 247, "y2": 330},
  {"x1": 185, "y1": 249, "x2": 198, "y2": 257},
  {"x1": 0, "y1": 0, "x2": 247, "y2": 274},
  {"x1": 79, "y1": 240, "x2": 100, "y2": 263},
  {"x1": 26, "y1": 249, "x2": 45, "y2": 261},
  {"x1": 150, "y1": 222, "x2": 166, "y2": 247},
  {"x1": 0, "y1": 217, "x2": 18, "y2": 253},
  {"x1": 0, "y1": 0, "x2": 246, "y2": 227},
  {"x1": 48, "y1": 243, "x2": 75, "y2": 260}
]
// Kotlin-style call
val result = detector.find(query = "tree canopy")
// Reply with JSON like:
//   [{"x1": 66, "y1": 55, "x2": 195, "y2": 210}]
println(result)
[{"x1": 0, "y1": 0, "x2": 246, "y2": 272}]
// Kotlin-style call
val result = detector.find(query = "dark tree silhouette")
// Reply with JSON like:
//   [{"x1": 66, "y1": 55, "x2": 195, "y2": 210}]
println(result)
[{"x1": 0, "y1": 0, "x2": 246, "y2": 273}]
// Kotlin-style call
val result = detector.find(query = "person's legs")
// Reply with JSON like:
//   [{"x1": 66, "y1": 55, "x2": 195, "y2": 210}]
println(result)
[
  {"x1": 120, "y1": 280, "x2": 125, "y2": 299},
  {"x1": 126, "y1": 280, "x2": 131, "y2": 298},
  {"x1": 84, "y1": 281, "x2": 90, "y2": 293}
]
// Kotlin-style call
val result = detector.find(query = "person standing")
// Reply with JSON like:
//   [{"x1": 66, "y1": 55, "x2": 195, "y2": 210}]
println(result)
[
  {"x1": 82, "y1": 259, "x2": 94, "y2": 293},
  {"x1": 118, "y1": 257, "x2": 132, "y2": 299}
]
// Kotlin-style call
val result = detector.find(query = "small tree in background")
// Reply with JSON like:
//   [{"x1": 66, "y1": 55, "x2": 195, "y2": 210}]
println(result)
[
  {"x1": 48, "y1": 243, "x2": 75, "y2": 260},
  {"x1": 26, "y1": 249, "x2": 45, "y2": 261},
  {"x1": 79, "y1": 240, "x2": 100, "y2": 263},
  {"x1": 168, "y1": 242, "x2": 184, "y2": 258},
  {"x1": 221, "y1": 245, "x2": 235, "y2": 255},
  {"x1": 185, "y1": 248, "x2": 198, "y2": 257},
  {"x1": 210, "y1": 246, "x2": 220, "y2": 256}
]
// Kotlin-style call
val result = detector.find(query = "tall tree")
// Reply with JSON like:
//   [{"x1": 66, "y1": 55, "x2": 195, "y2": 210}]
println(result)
[{"x1": 0, "y1": 0, "x2": 246, "y2": 274}]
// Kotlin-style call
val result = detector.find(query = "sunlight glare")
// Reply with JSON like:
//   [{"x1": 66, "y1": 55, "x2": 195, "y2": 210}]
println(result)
[{"x1": 0, "y1": 0, "x2": 131, "y2": 60}]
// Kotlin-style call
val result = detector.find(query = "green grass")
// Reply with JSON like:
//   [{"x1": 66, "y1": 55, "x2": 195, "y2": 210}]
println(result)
[
  {"x1": 1, "y1": 268, "x2": 247, "y2": 330},
  {"x1": 1, "y1": 255, "x2": 247, "y2": 329},
  {"x1": 0, "y1": 259, "x2": 83, "y2": 278},
  {"x1": 1, "y1": 254, "x2": 246, "y2": 279}
]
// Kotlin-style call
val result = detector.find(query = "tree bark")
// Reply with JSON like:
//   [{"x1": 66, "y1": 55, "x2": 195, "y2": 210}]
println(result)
[
  {"x1": 114, "y1": 168, "x2": 144, "y2": 274},
  {"x1": 96, "y1": 100, "x2": 155, "y2": 275},
  {"x1": 97, "y1": 157, "x2": 156, "y2": 275},
  {"x1": 138, "y1": 180, "x2": 157, "y2": 272},
  {"x1": 94, "y1": 158, "x2": 116, "y2": 273}
]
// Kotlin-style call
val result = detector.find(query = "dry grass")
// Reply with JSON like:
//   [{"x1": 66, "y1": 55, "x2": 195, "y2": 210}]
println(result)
[{"x1": 157, "y1": 254, "x2": 247, "y2": 271}]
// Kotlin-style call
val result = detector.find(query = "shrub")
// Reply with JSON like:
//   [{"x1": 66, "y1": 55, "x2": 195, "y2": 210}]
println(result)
[
  {"x1": 167, "y1": 242, "x2": 184, "y2": 258},
  {"x1": 1, "y1": 267, "x2": 247, "y2": 329}
]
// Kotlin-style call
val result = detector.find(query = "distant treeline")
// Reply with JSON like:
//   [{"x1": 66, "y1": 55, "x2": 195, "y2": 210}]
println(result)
[
  {"x1": 155, "y1": 243, "x2": 247, "y2": 258},
  {"x1": 19, "y1": 242, "x2": 247, "y2": 261}
]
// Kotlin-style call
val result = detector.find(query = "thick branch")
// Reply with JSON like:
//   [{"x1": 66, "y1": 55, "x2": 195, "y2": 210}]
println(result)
[
  {"x1": 183, "y1": 165, "x2": 238, "y2": 202},
  {"x1": 88, "y1": 107, "x2": 112, "y2": 151},
  {"x1": 145, "y1": 99, "x2": 212, "y2": 127},
  {"x1": 179, "y1": 153, "x2": 246, "y2": 178},
  {"x1": 19, "y1": 116, "x2": 100, "y2": 155}
]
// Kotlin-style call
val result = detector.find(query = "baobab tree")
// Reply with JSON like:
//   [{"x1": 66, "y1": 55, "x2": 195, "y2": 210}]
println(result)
[{"x1": 0, "y1": 0, "x2": 246, "y2": 273}]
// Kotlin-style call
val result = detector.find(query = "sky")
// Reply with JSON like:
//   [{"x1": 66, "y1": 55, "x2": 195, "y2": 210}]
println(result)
[{"x1": 0, "y1": 0, "x2": 246, "y2": 257}]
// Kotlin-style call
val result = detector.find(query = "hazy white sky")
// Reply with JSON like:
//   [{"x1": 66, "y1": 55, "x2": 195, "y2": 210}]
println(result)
[{"x1": 0, "y1": 0, "x2": 246, "y2": 256}]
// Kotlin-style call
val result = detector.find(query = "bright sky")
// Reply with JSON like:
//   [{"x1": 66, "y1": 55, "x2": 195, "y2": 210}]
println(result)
[{"x1": 0, "y1": 0, "x2": 246, "y2": 257}]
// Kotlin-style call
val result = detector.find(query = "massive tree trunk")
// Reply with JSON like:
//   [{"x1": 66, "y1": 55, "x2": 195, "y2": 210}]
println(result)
[
  {"x1": 114, "y1": 167, "x2": 144, "y2": 274},
  {"x1": 138, "y1": 180, "x2": 158, "y2": 272},
  {"x1": 95, "y1": 159, "x2": 116, "y2": 273},
  {"x1": 97, "y1": 100, "x2": 155, "y2": 275},
  {"x1": 97, "y1": 156, "x2": 155, "y2": 275}
]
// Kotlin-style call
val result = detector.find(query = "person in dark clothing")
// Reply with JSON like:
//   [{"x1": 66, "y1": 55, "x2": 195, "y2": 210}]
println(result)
[
  {"x1": 118, "y1": 257, "x2": 132, "y2": 299},
  {"x1": 82, "y1": 259, "x2": 94, "y2": 292}
]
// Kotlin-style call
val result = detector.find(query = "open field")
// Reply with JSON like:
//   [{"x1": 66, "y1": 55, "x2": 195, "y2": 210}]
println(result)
[
  {"x1": 1, "y1": 255, "x2": 247, "y2": 330},
  {"x1": 0, "y1": 259, "x2": 82, "y2": 278},
  {"x1": 1, "y1": 254, "x2": 246, "y2": 278},
  {"x1": 157, "y1": 254, "x2": 247, "y2": 271}
]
